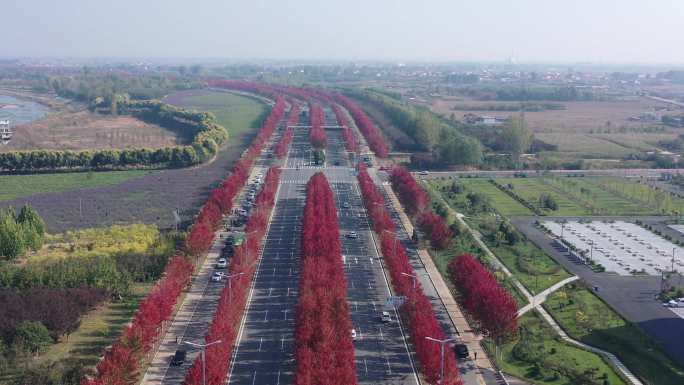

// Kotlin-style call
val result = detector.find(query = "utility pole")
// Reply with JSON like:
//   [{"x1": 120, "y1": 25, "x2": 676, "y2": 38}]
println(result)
[
  {"x1": 425, "y1": 337, "x2": 454, "y2": 384},
  {"x1": 184, "y1": 339, "x2": 222, "y2": 385},
  {"x1": 225, "y1": 272, "x2": 244, "y2": 303}
]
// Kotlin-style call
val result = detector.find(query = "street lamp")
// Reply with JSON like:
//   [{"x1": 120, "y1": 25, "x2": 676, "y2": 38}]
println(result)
[
  {"x1": 401, "y1": 272, "x2": 427, "y2": 290},
  {"x1": 183, "y1": 339, "x2": 222, "y2": 385},
  {"x1": 425, "y1": 337, "x2": 454, "y2": 384},
  {"x1": 224, "y1": 272, "x2": 244, "y2": 303}
]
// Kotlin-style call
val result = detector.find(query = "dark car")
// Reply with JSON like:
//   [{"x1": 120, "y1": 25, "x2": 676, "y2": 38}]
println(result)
[
  {"x1": 170, "y1": 349, "x2": 186, "y2": 366},
  {"x1": 454, "y1": 344, "x2": 469, "y2": 359}
]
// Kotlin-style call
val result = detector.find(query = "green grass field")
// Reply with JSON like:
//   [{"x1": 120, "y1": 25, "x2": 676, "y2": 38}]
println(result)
[
  {"x1": 0, "y1": 170, "x2": 150, "y2": 202},
  {"x1": 171, "y1": 91, "x2": 268, "y2": 136},
  {"x1": 498, "y1": 178, "x2": 591, "y2": 216},
  {"x1": 458, "y1": 179, "x2": 534, "y2": 216},
  {"x1": 585, "y1": 176, "x2": 684, "y2": 214},
  {"x1": 545, "y1": 284, "x2": 684, "y2": 385},
  {"x1": 490, "y1": 311, "x2": 627, "y2": 385},
  {"x1": 542, "y1": 177, "x2": 654, "y2": 215},
  {"x1": 426, "y1": 180, "x2": 570, "y2": 295}
]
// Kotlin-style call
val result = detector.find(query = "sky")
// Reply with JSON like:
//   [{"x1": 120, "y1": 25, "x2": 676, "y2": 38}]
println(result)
[{"x1": 2, "y1": 0, "x2": 683, "y2": 64}]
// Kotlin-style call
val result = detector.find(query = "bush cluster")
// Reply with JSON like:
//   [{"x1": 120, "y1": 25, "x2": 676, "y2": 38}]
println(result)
[{"x1": 0, "y1": 205, "x2": 45, "y2": 260}]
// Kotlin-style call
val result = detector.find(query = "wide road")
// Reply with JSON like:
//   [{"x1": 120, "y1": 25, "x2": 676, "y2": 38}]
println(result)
[{"x1": 228, "y1": 109, "x2": 420, "y2": 385}]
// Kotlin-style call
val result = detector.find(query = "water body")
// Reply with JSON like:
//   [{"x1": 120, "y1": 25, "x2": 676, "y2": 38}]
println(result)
[{"x1": 0, "y1": 94, "x2": 50, "y2": 124}]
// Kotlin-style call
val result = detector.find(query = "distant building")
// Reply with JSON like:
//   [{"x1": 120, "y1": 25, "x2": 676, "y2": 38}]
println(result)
[
  {"x1": 0, "y1": 120, "x2": 11, "y2": 143},
  {"x1": 463, "y1": 114, "x2": 507, "y2": 126}
]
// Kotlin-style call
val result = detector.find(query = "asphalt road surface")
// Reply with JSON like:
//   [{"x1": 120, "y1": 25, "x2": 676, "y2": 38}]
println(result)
[{"x1": 228, "y1": 109, "x2": 420, "y2": 385}]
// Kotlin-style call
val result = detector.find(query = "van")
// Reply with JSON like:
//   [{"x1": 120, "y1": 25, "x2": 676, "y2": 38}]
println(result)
[{"x1": 170, "y1": 349, "x2": 186, "y2": 366}]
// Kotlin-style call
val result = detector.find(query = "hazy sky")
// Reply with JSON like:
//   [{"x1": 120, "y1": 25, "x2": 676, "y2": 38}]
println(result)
[{"x1": 3, "y1": 0, "x2": 683, "y2": 64}]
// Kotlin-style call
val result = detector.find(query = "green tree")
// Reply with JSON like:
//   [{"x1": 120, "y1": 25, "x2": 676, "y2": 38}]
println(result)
[
  {"x1": 14, "y1": 321, "x2": 53, "y2": 354},
  {"x1": 501, "y1": 117, "x2": 533, "y2": 160},
  {"x1": 17, "y1": 205, "x2": 45, "y2": 251},
  {"x1": 0, "y1": 209, "x2": 26, "y2": 260}
]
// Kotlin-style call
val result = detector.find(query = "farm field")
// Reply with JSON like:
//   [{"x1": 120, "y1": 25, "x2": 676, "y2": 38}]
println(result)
[
  {"x1": 0, "y1": 170, "x2": 150, "y2": 202},
  {"x1": 431, "y1": 97, "x2": 672, "y2": 134},
  {"x1": 1, "y1": 110, "x2": 181, "y2": 153},
  {"x1": 544, "y1": 284, "x2": 684, "y2": 385},
  {"x1": 164, "y1": 90, "x2": 268, "y2": 137},
  {"x1": 490, "y1": 311, "x2": 627, "y2": 385},
  {"x1": 0, "y1": 92, "x2": 268, "y2": 232}
]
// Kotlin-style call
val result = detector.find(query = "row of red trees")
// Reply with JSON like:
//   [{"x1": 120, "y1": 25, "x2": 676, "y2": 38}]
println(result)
[
  {"x1": 448, "y1": 254, "x2": 518, "y2": 345},
  {"x1": 82, "y1": 255, "x2": 194, "y2": 385},
  {"x1": 294, "y1": 173, "x2": 357, "y2": 385},
  {"x1": 356, "y1": 165, "x2": 461, "y2": 385},
  {"x1": 331, "y1": 103, "x2": 359, "y2": 153},
  {"x1": 275, "y1": 104, "x2": 300, "y2": 158},
  {"x1": 183, "y1": 167, "x2": 282, "y2": 385},
  {"x1": 81, "y1": 96, "x2": 287, "y2": 385},
  {"x1": 389, "y1": 167, "x2": 452, "y2": 250},
  {"x1": 332, "y1": 93, "x2": 388, "y2": 158},
  {"x1": 308, "y1": 103, "x2": 327, "y2": 149}
]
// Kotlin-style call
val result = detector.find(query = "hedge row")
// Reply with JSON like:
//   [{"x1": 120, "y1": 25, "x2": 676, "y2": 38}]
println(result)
[{"x1": 0, "y1": 100, "x2": 229, "y2": 172}]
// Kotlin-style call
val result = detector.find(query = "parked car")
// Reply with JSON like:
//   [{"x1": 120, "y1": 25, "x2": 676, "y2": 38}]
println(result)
[
  {"x1": 419, "y1": 170, "x2": 429, "y2": 176},
  {"x1": 351, "y1": 329, "x2": 357, "y2": 340},
  {"x1": 216, "y1": 258, "x2": 227, "y2": 269},
  {"x1": 342, "y1": 202, "x2": 351, "y2": 209},
  {"x1": 211, "y1": 272, "x2": 224, "y2": 282},
  {"x1": 346, "y1": 231, "x2": 358, "y2": 239},
  {"x1": 454, "y1": 344, "x2": 469, "y2": 359},
  {"x1": 380, "y1": 311, "x2": 392, "y2": 323},
  {"x1": 170, "y1": 349, "x2": 186, "y2": 366}
]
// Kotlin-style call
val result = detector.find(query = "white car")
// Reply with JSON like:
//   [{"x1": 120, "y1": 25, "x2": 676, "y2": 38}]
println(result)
[
  {"x1": 211, "y1": 272, "x2": 223, "y2": 282},
  {"x1": 381, "y1": 311, "x2": 392, "y2": 323},
  {"x1": 216, "y1": 258, "x2": 228, "y2": 269},
  {"x1": 342, "y1": 202, "x2": 351, "y2": 209},
  {"x1": 346, "y1": 231, "x2": 358, "y2": 239},
  {"x1": 351, "y1": 329, "x2": 357, "y2": 340},
  {"x1": 419, "y1": 171, "x2": 429, "y2": 176}
]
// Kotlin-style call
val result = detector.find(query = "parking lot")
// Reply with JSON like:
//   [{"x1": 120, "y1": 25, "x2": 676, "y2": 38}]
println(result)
[{"x1": 543, "y1": 220, "x2": 684, "y2": 276}]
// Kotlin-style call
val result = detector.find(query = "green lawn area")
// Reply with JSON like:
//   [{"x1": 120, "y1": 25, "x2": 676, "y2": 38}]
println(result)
[
  {"x1": 544, "y1": 284, "x2": 684, "y2": 385},
  {"x1": 584, "y1": 176, "x2": 684, "y2": 214},
  {"x1": 0, "y1": 170, "x2": 150, "y2": 202},
  {"x1": 171, "y1": 91, "x2": 268, "y2": 136},
  {"x1": 498, "y1": 178, "x2": 591, "y2": 216},
  {"x1": 543, "y1": 177, "x2": 655, "y2": 215},
  {"x1": 427, "y1": 180, "x2": 571, "y2": 295},
  {"x1": 491, "y1": 310, "x2": 627, "y2": 385},
  {"x1": 459, "y1": 178, "x2": 534, "y2": 216}
]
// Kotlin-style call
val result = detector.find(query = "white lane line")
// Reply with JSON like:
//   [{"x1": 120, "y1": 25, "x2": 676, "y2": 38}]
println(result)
[
  {"x1": 251, "y1": 371, "x2": 257, "y2": 385},
  {"x1": 269, "y1": 287, "x2": 273, "y2": 297},
  {"x1": 364, "y1": 359, "x2": 368, "y2": 376},
  {"x1": 258, "y1": 337, "x2": 263, "y2": 352},
  {"x1": 386, "y1": 357, "x2": 392, "y2": 375},
  {"x1": 281, "y1": 335, "x2": 285, "y2": 351},
  {"x1": 287, "y1": 287, "x2": 290, "y2": 297},
  {"x1": 283, "y1": 309, "x2": 289, "y2": 320},
  {"x1": 264, "y1": 310, "x2": 269, "y2": 322},
  {"x1": 379, "y1": 326, "x2": 384, "y2": 340},
  {"x1": 371, "y1": 301, "x2": 376, "y2": 311},
  {"x1": 276, "y1": 370, "x2": 281, "y2": 385}
]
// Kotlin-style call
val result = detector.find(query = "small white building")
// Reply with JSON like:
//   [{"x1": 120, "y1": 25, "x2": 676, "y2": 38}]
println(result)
[{"x1": 0, "y1": 120, "x2": 11, "y2": 142}]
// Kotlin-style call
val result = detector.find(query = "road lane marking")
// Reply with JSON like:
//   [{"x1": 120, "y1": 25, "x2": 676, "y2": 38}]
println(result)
[
  {"x1": 258, "y1": 337, "x2": 263, "y2": 352},
  {"x1": 264, "y1": 310, "x2": 269, "y2": 322}
]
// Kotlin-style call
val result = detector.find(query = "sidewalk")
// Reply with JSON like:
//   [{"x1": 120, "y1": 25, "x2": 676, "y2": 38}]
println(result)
[
  {"x1": 383, "y1": 183, "x2": 492, "y2": 385},
  {"x1": 517, "y1": 276, "x2": 579, "y2": 317}
]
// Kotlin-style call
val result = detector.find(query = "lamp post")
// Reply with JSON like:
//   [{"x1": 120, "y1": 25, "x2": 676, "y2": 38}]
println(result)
[
  {"x1": 184, "y1": 339, "x2": 222, "y2": 385},
  {"x1": 425, "y1": 337, "x2": 454, "y2": 384},
  {"x1": 224, "y1": 272, "x2": 244, "y2": 303}
]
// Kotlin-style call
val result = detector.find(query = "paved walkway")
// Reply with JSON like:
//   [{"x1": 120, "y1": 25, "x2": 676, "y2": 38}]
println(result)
[
  {"x1": 517, "y1": 276, "x2": 579, "y2": 317},
  {"x1": 427, "y1": 190, "x2": 644, "y2": 385}
]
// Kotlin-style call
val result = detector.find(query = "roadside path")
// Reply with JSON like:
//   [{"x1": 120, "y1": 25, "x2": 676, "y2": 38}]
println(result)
[{"x1": 517, "y1": 276, "x2": 579, "y2": 317}]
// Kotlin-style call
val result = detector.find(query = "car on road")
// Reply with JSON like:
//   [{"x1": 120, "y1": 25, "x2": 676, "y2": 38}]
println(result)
[
  {"x1": 346, "y1": 231, "x2": 358, "y2": 239},
  {"x1": 216, "y1": 258, "x2": 227, "y2": 269},
  {"x1": 454, "y1": 343, "x2": 469, "y2": 359},
  {"x1": 351, "y1": 329, "x2": 357, "y2": 340},
  {"x1": 380, "y1": 311, "x2": 392, "y2": 323},
  {"x1": 419, "y1": 170, "x2": 429, "y2": 176},
  {"x1": 333, "y1": 160, "x2": 340, "y2": 166},
  {"x1": 211, "y1": 272, "x2": 224, "y2": 282},
  {"x1": 342, "y1": 202, "x2": 351, "y2": 209},
  {"x1": 170, "y1": 349, "x2": 186, "y2": 366}
]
